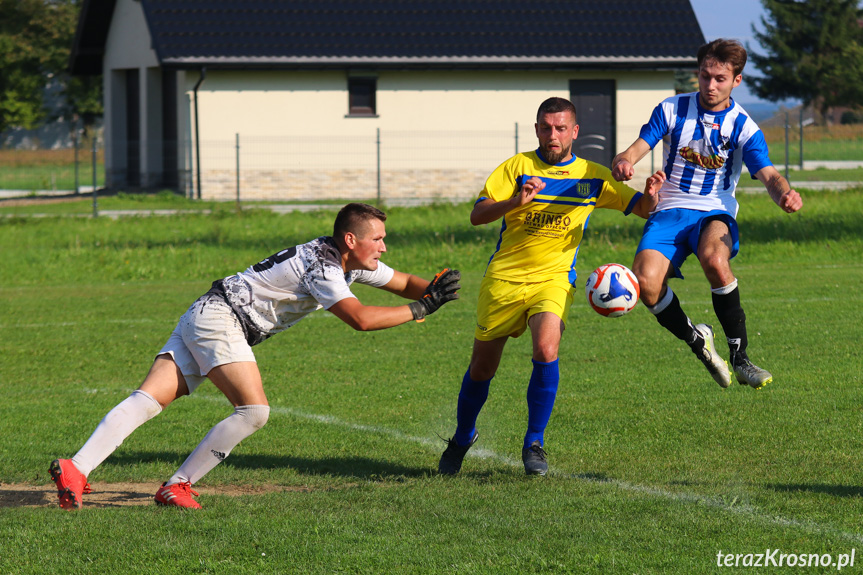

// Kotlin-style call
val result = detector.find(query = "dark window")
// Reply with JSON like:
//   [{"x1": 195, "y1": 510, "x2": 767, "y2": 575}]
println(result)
[{"x1": 348, "y1": 77, "x2": 377, "y2": 116}]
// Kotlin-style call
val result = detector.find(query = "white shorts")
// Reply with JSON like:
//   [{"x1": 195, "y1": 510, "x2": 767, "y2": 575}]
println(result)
[{"x1": 158, "y1": 294, "x2": 257, "y2": 393}]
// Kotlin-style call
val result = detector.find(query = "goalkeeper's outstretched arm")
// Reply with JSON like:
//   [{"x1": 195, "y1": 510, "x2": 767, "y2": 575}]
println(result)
[{"x1": 328, "y1": 268, "x2": 461, "y2": 331}]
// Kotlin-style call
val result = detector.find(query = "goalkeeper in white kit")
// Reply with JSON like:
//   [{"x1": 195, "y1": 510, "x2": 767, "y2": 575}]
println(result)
[{"x1": 50, "y1": 203, "x2": 460, "y2": 509}]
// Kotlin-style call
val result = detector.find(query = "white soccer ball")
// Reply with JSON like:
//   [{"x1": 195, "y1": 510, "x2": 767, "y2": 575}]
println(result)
[{"x1": 584, "y1": 263, "x2": 640, "y2": 318}]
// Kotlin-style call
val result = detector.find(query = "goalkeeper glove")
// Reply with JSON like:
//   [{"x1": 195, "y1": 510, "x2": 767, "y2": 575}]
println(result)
[{"x1": 408, "y1": 268, "x2": 461, "y2": 320}]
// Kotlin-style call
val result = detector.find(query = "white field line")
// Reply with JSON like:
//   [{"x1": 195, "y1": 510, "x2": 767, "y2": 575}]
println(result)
[
  {"x1": 4, "y1": 290, "x2": 861, "y2": 331},
  {"x1": 0, "y1": 318, "x2": 159, "y2": 329},
  {"x1": 236, "y1": 398, "x2": 863, "y2": 545}
]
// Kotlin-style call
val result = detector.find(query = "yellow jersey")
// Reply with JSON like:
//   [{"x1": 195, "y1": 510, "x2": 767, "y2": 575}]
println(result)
[{"x1": 479, "y1": 150, "x2": 642, "y2": 284}]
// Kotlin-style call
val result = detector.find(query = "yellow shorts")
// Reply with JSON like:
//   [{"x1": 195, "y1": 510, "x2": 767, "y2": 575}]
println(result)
[{"x1": 474, "y1": 276, "x2": 575, "y2": 341}]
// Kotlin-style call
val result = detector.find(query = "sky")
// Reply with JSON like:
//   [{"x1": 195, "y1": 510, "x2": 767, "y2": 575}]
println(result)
[{"x1": 687, "y1": 0, "x2": 785, "y2": 106}]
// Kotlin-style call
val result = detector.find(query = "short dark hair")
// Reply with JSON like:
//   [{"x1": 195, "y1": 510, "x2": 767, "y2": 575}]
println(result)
[
  {"x1": 334, "y1": 203, "x2": 387, "y2": 239},
  {"x1": 697, "y1": 38, "x2": 747, "y2": 77},
  {"x1": 536, "y1": 97, "x2": 577, "y2": 124}
]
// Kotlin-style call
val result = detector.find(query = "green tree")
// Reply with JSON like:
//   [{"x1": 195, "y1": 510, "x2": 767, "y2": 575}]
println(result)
[
  {"x1": 674, "y1": 69, "x2": 698, "y2": 94},
  {"x1": 0, "y1": 0, "x2": 101, "y2": 135},
  {"x1": 749, "y1": 0, "x2": 863, "y2": 124}
]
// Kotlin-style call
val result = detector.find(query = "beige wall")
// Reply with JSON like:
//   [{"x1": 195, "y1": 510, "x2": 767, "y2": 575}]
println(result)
[
  {"x1": 186, "y1": 69, "x2": 673, "y2": 141},
  {"x1": 183, "y1": 69, "x2": 674, "y2": 200}
]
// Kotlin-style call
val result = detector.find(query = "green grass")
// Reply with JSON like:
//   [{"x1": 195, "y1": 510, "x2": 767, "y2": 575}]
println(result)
[
  {"x1": 0, "y1": 148, "x2": 104, "y2": 192},
  {"x1": 0, "y1": 163, "x2": 104, "y2": 191},
  {"x1": 0, "y1": 191, "x2": 377, "y2": 216},
  {"x1": 777, "y1": 167, "x2": 863, "y2": 181},
  {"x1": 1, "y1": 193, "x2": 862, "y2": 574},
  {"x1": 767, "y1": 139, "x2": 863, "y2": 163},
  {"x1": 764, "y1": 124, "x2": 863, "y2": 163},
  {"x1": 737, "y1": 171, "x2": 862, "y2": 189}
]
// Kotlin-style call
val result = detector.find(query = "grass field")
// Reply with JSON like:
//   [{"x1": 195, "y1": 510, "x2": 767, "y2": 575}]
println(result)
[
  {"x1": 0, "y1": 191, "x2": 351, "y2": 216},
  {"x1": 763, "y1": 124, "x2": 863, "y2": 163},
  {"x1": 0, "y1": 148, "x2": 105, "y2": 192},
  {"x1": 736, "y1": 167, "x2": 863, "y2": 188},
  {"x1": 1, "y1": 191, "x2": 862, "y2": 574}
]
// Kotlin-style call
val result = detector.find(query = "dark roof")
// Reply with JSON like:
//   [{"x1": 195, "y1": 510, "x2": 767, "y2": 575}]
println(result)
[
  {"x1": 72, "y1": 0, "x2": 705, "y2": 74},
  {"x1": 70, "y1": 0, "x2": 117, "y2": 75}
]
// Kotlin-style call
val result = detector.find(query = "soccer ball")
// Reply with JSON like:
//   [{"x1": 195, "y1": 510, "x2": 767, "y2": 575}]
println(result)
[{"x1": 585, "y1": 263, "x2": 640, "y2": 318}]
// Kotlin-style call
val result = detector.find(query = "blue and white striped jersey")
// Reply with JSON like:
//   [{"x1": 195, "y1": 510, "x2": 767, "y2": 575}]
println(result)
[{"x1": 639, "y1": 92, "x2": 772, "y2": 218}]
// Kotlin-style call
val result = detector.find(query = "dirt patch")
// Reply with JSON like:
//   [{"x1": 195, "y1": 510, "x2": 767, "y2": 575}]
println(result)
[
  {"x1": 0, "y1": 482, "x2": 311, "y2": 509},
  {"x1": 0, "y1": 196, "x2": 84, "y2": 207}
]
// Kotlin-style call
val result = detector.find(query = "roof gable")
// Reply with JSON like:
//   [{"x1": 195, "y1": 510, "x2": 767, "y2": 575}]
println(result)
[{"x1": 73, "y1": 0, "x2": 705, "y2": 73}]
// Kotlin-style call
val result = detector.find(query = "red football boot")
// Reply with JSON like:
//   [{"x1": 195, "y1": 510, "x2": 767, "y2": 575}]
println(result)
[
  {"x1": 49, "y1": 459, "x2": 91, "y2": 510},
  {"x1": 154, "y1": 481, "x2": 202, "y2": 509}
]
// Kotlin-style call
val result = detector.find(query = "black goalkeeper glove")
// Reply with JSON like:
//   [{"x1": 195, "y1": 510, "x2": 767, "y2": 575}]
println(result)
[{"x1": 408, "y1": 268, "x2": 461, "y2": 321}]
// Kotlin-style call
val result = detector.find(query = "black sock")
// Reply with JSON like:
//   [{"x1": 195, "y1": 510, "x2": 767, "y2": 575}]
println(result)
[
  {"x1": 712, "y1": 286, "x2": 748, "y2": 364},
  {"x1": 652, "y1": 290, "x2": 697, "y2": 344}
]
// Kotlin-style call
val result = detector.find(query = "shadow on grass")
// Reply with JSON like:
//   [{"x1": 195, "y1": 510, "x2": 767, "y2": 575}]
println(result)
[
  {"x1": 766, "y1": 483, "x2": 863, "y2": 498},
  {"x1": 106, "y1": 451, "x2": 429, "y2": 480},
  {"x1": 230, "y1": 453, "x2": 429, "y2": 479}
]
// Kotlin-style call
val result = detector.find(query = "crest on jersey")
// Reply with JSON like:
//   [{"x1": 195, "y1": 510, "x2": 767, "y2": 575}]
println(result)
[
  {"x1": 679, "y1": 137, "x2": 726, "y2": 170},
  {"x1": 575, "y1": 182, "x2": 592, "y2": 198}
]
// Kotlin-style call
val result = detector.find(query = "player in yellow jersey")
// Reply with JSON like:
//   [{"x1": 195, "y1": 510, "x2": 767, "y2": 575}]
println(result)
[{"x1": 438, "y1": 97, "x2": 665, "y2": 476}]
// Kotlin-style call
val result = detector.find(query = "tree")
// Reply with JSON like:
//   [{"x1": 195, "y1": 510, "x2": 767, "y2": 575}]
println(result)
[
  {"x1": 749, "y1": 0, "x2": 863, "y2": 123},
  {"x1": 674, "y1": 69, "x2": 698, "y2": 94},
  {"x1": 0, "y1": 0, "x2": 101, "y2": 135}
]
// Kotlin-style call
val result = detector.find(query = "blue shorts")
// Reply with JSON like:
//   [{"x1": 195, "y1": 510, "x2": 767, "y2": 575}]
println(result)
[{"x1": 636, "y1": 208, "x2": 739, "y2": 279}]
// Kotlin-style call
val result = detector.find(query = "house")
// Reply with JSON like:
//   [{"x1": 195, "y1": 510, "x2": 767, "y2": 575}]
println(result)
[{"x1": 71, "y1": 0, "x2": 705, "y2": 201}]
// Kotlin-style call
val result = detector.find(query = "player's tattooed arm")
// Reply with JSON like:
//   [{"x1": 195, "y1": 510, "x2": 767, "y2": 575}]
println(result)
[{"x1": 755, "y1": 166, "x2": 803, "y2": 213}]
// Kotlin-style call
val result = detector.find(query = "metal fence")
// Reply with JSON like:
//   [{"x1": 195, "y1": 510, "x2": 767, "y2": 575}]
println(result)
[
  {"x1": 194, "y1": 129, "x2": 518, "y2": 204},
  {"x1": 1, "y1": 123, "x2": 861, "y2": 201},
  {"x1": 0, "y1": 134, "x2": 105, "y2": 195}
]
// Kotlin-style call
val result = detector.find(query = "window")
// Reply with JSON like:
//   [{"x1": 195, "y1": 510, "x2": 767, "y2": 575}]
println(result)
[{"x1": 348, "y1": 77, "x2": 377, "y2": 117}]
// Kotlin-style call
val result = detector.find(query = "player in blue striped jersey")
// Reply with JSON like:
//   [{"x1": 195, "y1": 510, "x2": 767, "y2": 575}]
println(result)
[{"x1": 612, "y1": 39, "x2": 803, "y2": 390}]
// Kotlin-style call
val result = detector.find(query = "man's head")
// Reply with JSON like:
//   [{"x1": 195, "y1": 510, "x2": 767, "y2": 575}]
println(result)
[
  {"x1": 697, "y1": 38, "x2": 747, "y2": 77},
  {"x1": 535, "y1": 97, "x2": 579, "y2": 165},
  {"x1": 696, "y1": 39, "x2": 746, "y2": 111},
  {"x1": 334, "y1": 203, "x2": 388, "y2": 271}
]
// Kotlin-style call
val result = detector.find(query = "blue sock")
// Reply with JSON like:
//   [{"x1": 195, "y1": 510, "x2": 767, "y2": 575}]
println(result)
[
  {"x1": 524, "y1": 359, "x2": 559, "y2": 449},
  {"x1": 454, "y1": 368, "x2": 491, "y2": 446}
]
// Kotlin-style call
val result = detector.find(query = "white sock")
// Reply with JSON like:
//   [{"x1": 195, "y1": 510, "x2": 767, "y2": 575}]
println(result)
[
  {"x1": 71, "y1": 390, "x2": 163, "y2": 477},
  {"x1": 710, "y1": 279, "x2": 738, "y2": 295},
  {"x1": 166, "y1": 405, "x2": 270, "y2": 486},
  {"x1": 647, "y1": 287, "x2": 675, "y2": 315}
]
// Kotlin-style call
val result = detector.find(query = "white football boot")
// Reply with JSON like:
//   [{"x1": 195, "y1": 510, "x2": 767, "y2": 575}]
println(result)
[
  {"x1": 733, "y1": 357, "x2": 772, "y2": 390},
  {"x1": 691, "y1": 324, "x2": 731, "y2": 388}
]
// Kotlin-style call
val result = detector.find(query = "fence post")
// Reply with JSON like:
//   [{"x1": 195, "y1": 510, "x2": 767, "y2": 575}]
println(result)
[
  {"x1": 515, "y1": 122, "x2": 518, "y2": 155},
  {"x1": 784, "y1": 111, "x2": 790, "y2": 180},
  {"x1": 799, "y1": 107, "x2": 804, "y2": 170},
  {"x1": 92, "y1": 137, "x2": 98, "y2": 218},
  {"x1": 73, "y1": 129, "x2": 80, "y2": 195},
  {"x1": 376, "y1": 127, "x2": 381, "y2": 205},
  {"x1": 236, "y1": 133, "x2": 240, "y2": 206}
]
